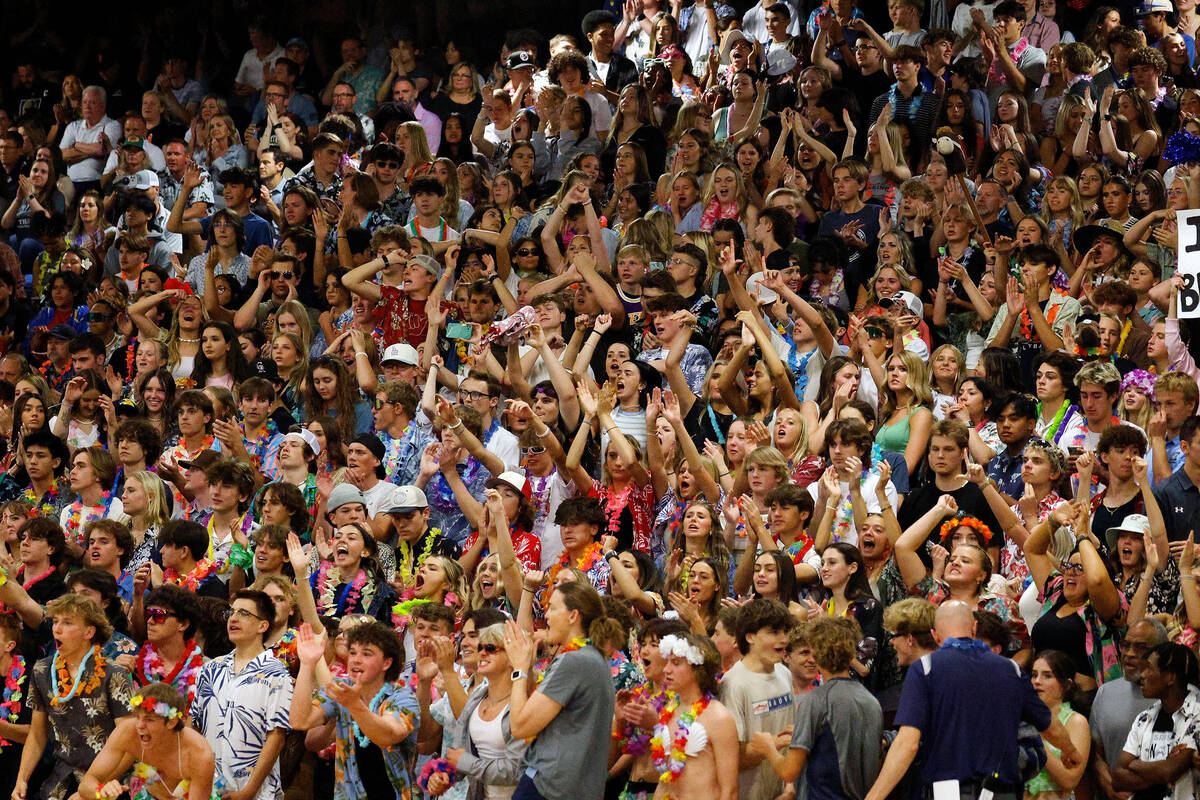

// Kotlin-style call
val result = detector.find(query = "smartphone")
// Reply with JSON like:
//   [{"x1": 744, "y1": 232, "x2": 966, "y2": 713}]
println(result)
[{"x1": 445, "y1": 322, "x2": 474, "y2": 340}]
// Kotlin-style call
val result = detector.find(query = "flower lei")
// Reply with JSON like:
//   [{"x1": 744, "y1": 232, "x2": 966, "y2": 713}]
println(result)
[
  {"x1": 49, "y1": 646, "x2": 104, "y2": 706},
  {"x1": 394, "y1": 527, "x2": 444, "y2": 591},
  {"x1": 241, "y1": 419, "x2": 278, "y2": 470},
  {"x1": 989, "y1": 37, "x2": 1029, "y2": 86},
  {"x1": 162, "y1": 557, "x2": 218, "y2": 592},
  {"x1": 808, "y1": 269, "x2": 845, "y2": 307},
  {"x1": 832, "y1": 495, "x2": 855, "y2": 544},
  {"x1": 602, "y1": 483, "x2": 634, "y2": 537},
  {"x1": 23, "y1": 479, "x2": 59, "y2": 519},
  {"x1": 534, "y1": 636, "x2": 589, "y2": 684},
  {"x1": 888, "y1": 82, "x2": 925, "y2": 120},
  {"x1": 137, "y1": 640, "x2": 204, "y2": 709},
  {"x1": 615, "y1": 684, "x2": 674, "y2": 756},
  {"x1": 19, "y1": 564, "x2": 56, "y2": 592},
  {"x1": 417, "y1": 758, "x2": 457, "y2": 795},
  {"x1": 938, "y1": 515, "x2": 994, "y2": 544},
  {"x1": 0, "y1": 655, "x2": 24, "y2": 745},
  {"x1": 64, "y1": 492, "x2": 114, "y2": 546},
  {"x1": 315, "y1": 563, "x2": 373, "y2": 616},
  {"x1": 542, "y1": 544, "x2": 604, "y2": 613},
  {"x1": 391, "y1": 590, "x2": 458, "y2": 632},
  {"x1": 649, "y1": 692, "x2": 713, "y2": 783},
  {"x1": 129, "y1": 693, "x2": 182, "y2": 721}
]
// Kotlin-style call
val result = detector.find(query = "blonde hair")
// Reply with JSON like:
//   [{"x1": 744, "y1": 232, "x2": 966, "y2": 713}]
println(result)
[
  {"x1": 469, "y1": 552, "x2": 506, "y2": 611},
  {"x1": 271, "y1": 332, "x2": 307, "y2": 397},
  {"x1": 1042, "y1": 175, "x2": 1086, "y2": 239},
  {"x1": 434, "y1": 157, "x2": 462, "y2": 222},
  {"x1": 400, "y1": 121, "x2": 434, "y2": 166},
  {"x1": 700, "y1": 163, "x2": 751, "y2": 224},
  {"x1": 865, "y1": 263, "x2": 915, "y2": 308},
  {"x1": 125, "y1": 470, "x2": 168, "y2": 530},
  {"x1": 881, "y1": 351, "x2": 934, "y2": 420},
  {"x1": 275, "y1": 301, "x2": 313, "y2": 354}
]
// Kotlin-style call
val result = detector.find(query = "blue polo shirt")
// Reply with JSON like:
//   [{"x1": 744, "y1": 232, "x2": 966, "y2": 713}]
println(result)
[{"x1": 894, "y1": 639, "x2": 1052, "y2": 786}]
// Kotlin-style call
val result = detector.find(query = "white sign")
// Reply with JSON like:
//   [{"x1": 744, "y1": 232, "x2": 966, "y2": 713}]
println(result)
[{"x1": 1177, "y1": 209, "x2": 1200, "y2": 319}]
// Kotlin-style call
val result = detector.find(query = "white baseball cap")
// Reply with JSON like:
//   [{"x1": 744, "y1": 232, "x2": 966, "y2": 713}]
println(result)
[
  {"x1": 382, "y1": 343, "x2": 420, "y2": 366},
  {"x1": 284, "y1": 429, "x2": 321, "y2": 457}
]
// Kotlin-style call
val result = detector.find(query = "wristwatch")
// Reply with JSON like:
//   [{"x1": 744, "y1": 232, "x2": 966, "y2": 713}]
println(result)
[{"x1": 511, "y1": 669, "x2": 529, "y2": 681}]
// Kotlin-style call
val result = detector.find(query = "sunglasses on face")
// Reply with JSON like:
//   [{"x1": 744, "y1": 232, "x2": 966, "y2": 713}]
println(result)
[
  {"x1": 515, "y1": 248, "x2": 539, "y2": 256},
  {"x1": 88, "y1": 312, "x2": 112, "y2": 322},
  {"x1": 374, "y1": 399, "x2": 394, "y2": 410},
  {"x1": 1061, "y1": 562, "x2": 1085, "y2": 574},
  {"x1": 145, "y1": 608, "x2": 174, "y2": 624},
  {"x1": 270, "y1": 271, "x2": 294, "y2": 280},
  {"x1": 521, "y1": 446, "x2": 546, "y2": 457},
  {"x1": 478, "y1": 643, "x2": 502, "y2": 654},
  {"x1": 376, "y1": 160, "x2": 400, "y2": 169},
  {"x1": 865, "y1": 327, "x2": 885, "y2": 338}
]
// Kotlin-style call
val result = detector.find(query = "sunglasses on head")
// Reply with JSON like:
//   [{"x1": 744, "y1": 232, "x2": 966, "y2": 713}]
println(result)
[
  {"x1": 270, "y1": 271, "x2": 294, "y2": 280},
  {"x1": 478, "y1": 643, "x2": 502, "y2": 654},
  {"x1": 145, "y1": 607, "x2": 173, "y2": 623}
]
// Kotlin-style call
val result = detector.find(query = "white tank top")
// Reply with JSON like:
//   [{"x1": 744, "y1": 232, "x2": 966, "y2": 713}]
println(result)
[{"x1": 468, "y1": 702, "x2": 509, "y2": 761}]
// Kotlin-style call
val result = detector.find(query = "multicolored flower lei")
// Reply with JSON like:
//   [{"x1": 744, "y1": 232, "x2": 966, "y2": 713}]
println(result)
[
  {"x1": 64, "y1": 491, "x2": 114, "y2": 546},
  {"x1": 417, "y1": 757, "x2": 457, "y2": 795},
  {"x1": 22, "y1": 479, "x2": 59, "y2": 519},
  {"x1": 129, "y1": 693, "x2": 182, "y2": 720},
  {"x1": 49, "y1": 646, "x2": 105, "y2": 706},
  {"x1": 649, "y1": 692, "x2": 713, "y2": 783},
  {"x1": 162, "y1": 557, "x2": 218, "y2": 593},
  {"x1": 534, "y1": 636, "x2": 589, "y2": 684},
  {"x1": 615, "y1": 684, "x2": 674, "y2": 756},
  {"x1": 136, "y1": 640, "x2": 205, "y2": 710},
  {"x1": 314, "y1": 564, "x2": 374, "y2": 616},
  {"x1": 541, "y1": 543, "x2": 604, "y2": 613},
  {"x1": 0, "y1": 655, "x2": 25, "y2": 745}
]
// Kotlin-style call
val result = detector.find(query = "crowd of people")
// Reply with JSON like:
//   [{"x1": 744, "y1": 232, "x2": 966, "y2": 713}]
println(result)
[{"x1": 1, "y1": 0, "x2": 1200, "y2": 799}]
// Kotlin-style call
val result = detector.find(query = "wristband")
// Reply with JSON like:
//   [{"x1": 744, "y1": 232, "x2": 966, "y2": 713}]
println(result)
[
  {"x1": 228, "y1": 543, "x2": 253, "y2": 570},
  {"x1": 604, "y1": 551, "x2": 618, "y2": 562},
  {"x1": 449, "y1": 420, "x2": 464, "y2": 430}
]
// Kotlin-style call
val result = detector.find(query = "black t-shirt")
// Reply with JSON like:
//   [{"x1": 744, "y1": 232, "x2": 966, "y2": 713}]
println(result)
[
  {"x1": 898, "y1": 479, "x2": 1006, "y2": 558},
  {"x1": 356, "y1": 739, "x2": 394, "y2": 800}
]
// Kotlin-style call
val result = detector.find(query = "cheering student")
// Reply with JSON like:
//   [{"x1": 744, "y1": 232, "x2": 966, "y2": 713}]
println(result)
[
  {"x1": 78, "y1": 682, "x2": 216, "y2": 800},
  {"x1": 134, "y1": 585, "x2": 206, "y2": 712},
  {"x1": 15, "y1": 595, "x2": 135, "y2": 800},
  {"x1": 289, "y1": 620, "x2": 420, "y2": 800}
]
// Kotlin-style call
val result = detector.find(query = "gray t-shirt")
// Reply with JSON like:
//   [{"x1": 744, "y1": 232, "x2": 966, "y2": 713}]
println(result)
[
  {"x1": 792, "y1": 677, "x2": 883, "y2": 800},
  {"x1": 721, "y1": 660, "x2": 795, "y2": 800},
  {"x1": 1091, "y1": 677, "x2": 1155, "y2": 768},
  {"x1": 525, "y1": 645, "x2": 616, "y2": 800}
]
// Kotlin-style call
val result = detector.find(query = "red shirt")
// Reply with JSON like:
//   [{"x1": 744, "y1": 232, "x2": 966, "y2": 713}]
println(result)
[
  {"x1": 462, "y1": 526, "x2": 542, "y2": 573},
  {"x1": 378, "y1": 284, "x2": 429, "y2": 349}
]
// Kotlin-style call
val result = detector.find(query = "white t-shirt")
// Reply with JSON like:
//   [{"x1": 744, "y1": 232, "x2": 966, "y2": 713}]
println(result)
[
  {"x1": 807, "y1": 473, "x2": 898, "y2": 546},
  {"x1": 362, "y1": 480, "x2": 403, "y2": 519},
  {"x1": 485, "y1": 424, "x2": 521, "y2": 473},
  {"x1": 235, "y1": 46, "x2": 285, "y2": 90},
  {"x1": 61, "y1": 116, "x2": 124, "y2": 182}
]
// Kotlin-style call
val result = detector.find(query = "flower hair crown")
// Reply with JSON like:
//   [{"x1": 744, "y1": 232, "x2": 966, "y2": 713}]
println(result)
[
  {"x1": 659, "y1": 634, "x2": 704, "y2": 665},
  {"x1": 937, "y1": 515, "x2": 994, "y2": 544},
  {"x1": 129, "y1": 694, "x2": 182, "y2": 721}
]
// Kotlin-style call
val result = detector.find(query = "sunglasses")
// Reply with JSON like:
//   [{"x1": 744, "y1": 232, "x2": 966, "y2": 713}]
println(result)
[
  {"x1": 478, "y1": 643, "x2": 503, "y2": 654},
  {"x1": 865, "y1": 327, "x2": 885, "y2": 338},
  {"x1": 88, "y1": 312, "x2": 112, "y2": 322},
  {"x1": 374, "y1": 399, "x2": 394, "y2": 410},
  {"x1": 376, "y1": 160, "x2": 401, "y2": 169},
  {"x1": 1061, "y1": 562, "x2": 1085, "y2": 574},
  {"x1": 521, "y1": 446, "x2": 546, "y2": 457},
  {"x1": 515, "y1": 248, "x2": 539, "y2": 257},
  {"x1": 145, "y1": 607, "x2": 174, "y2": 624},
  {"x1": 270, "y1": 271, "x2": 295, "y2": 280}
]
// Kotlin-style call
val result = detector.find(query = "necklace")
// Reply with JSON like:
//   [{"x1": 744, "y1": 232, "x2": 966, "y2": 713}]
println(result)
[
  {"x1": 179, "y1": 337, "x2": 201, "y2": 344},
  {"x1": 64, "y1": 491, "x2": 114, "y2": 547},
  {"x1": 650, "y1": 692, "x2": 713, "y2": 783},
  {"x1": 395, "y1": 527, "x2": 443, "y2": 591},
  {"x1": 20, "y1": 564, "x2": 56, "y2": 591},
  {"x1": 23, "y1": 478, "x2": 59, "y2": 519},
  {"x1": 137, "y1": 640, "x2": 205, "y2": 709},
  {"x1": 162, "y1": 557, "x2": 218, "y2": 592},
  {"x1": 315, "y1": 563, "x2": 374, "y2": 615},
  {"x1": 541, "y1": 544, "x2": 603, "y2": 613},
  {"x1": 617, "y1": 684, "x2": 674, "y2": 755},
  {"x1": 50, "y1": 646, "x2": 104, "y2": 706},
  {"x1": 351, "y1": 685, "x2": 390, "y2": 747},
  {"x1": 0, "y1": 655, "x2": 24, "y2": 745}
]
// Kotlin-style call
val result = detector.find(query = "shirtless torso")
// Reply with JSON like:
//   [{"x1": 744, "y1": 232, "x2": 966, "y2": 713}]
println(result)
[{"x1": 652, "y1": 700, "x2": 738, "y2": 800}]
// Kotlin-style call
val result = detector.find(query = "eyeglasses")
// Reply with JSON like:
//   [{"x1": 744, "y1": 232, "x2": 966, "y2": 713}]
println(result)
[
  {"x1": 515, "y1": 248, "x2": 539, "y2": 257},
  {"x1": 457, "y1": 389, "x2": 490, "y2": 402},
  {"x1": 478, "y1": 642, "x2": 503, "y2": 654},
  {"x1": 230, "y1": 608, "x2": 264, "y2": 621},
  {"x1": 145, "y1": 607, "x2": 175, "y2": 624},
  {"x1": 88, "y1": 312, "x2": 112, "y2": 322},
  {"x1": 521, "y1": 446, "x2": 546, "y2": 457},
  {"x1": 1061, "y1": 562, "x2": 1085, "y2": 574},
  {"x1": 266, "y1": 92, "x2": 288, "y2": 99},
  {"x1": 667, "y1": 256, "x2": 697, "y2": 268},
  {"x1": 854, "y1": 43, "x2": 878, "y2": 51},
  {"x1": 270, "y1": 271, "x2": 295, "y2": 280}
]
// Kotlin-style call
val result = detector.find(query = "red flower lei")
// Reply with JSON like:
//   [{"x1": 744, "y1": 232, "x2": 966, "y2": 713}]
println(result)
[
  {"x1": 0, "y1": 655, "x2": 25, "y2": 745},
  {"x1": 64, "y1": 492, "x2": 114, "y2": 546},
  {"x1": 136, "y1": 640, "x2": 205, "y2": 709},
  {"x1": 162, "y1": 557, "x2": 218, "y2": 592},
  {"x1": 541, "y1": 543, "x2": 604, "y2": 613}
]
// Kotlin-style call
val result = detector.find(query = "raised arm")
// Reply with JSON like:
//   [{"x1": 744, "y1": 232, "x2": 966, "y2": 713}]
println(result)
[{"x1": 167, "y1": 162, "x2": 207, "y2": 236}]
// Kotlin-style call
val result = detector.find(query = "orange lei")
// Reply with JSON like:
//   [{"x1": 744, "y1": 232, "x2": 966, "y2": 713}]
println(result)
[{"x1": 540, "y1": 543, "x2": 604, "y2": 613}]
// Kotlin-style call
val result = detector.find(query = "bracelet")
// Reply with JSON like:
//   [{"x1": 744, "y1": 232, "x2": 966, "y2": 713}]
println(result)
[
  {"x1": 534, "y1": 426, "x2": 551, "y2": 438},
  {"x1": 381, "y1": 254, "x2": 390, "y2": 268},
  {"x1": 449, "y1": 420, "x2": 464, "y2": 430},
  {"x1": 603, "y1": 551, "x2": 618, "y2": 561},
  {"x1": 355, "y1": 352, "x2": 369, "y2": 359},
  {"x1": 1103, "y1": 114, "x2": 1114, "y2": 121},
  {"x1": 719, "y1": 471, "x2": 730, "y2": 478},
  {"x1": 826, "y1": 502, "x2": 839, "y2": 510}
]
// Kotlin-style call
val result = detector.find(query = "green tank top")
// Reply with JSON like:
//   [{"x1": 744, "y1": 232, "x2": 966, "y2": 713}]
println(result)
[{"x1": 876, "y1": 408, "x2": 916, "y2": 454}]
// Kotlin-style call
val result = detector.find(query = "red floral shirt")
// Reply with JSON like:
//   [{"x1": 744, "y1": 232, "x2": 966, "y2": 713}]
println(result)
[
  {"x1": 378, "y1": 285, "x2": 429, "y2": 349},
  {"x1": 462, "y1": 526, "x2": 542, "y2": 573}
]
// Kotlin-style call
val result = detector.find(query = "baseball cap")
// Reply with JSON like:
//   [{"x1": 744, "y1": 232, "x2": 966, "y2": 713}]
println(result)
[
  {"x1": 46, "y1": 323, "x2": 77, "y2": 341},
  {"x1": 766, "y1": 48, "x2": 797, "y2": 77},
  {"x1": 381, "y1": 343, "x2": 420, "y2": 366},
  {"x1": 178, "y1": 449, "x2": 222, "y2": 472},
  {"x1": 1136, "y1": 0, "x2": 1172, "y2": 14},
  {"x1": 880, "y1": 290, "x2": 922, "y2": 317},
  {"x1": 326, "y1": 484, "x2": 366, "y2": 513},
  {"x1": 386, "y1": 486, "x2": 429, "y2": 514},
  {"x1": 486, "y1": 470, "x2": 532, "y2": 499},
  {"x1": 250, "y1": 358, "x2": 279, "y2": 382},
  {"x1": 409, "y1": 254, "x2": 440, "y2": 277},
  {"x1": 745, "y1": 272, "x2": 779, "y2": 306},
  {"x1": 283, "y1": 429, "x2": 321, "y2": 457},
  {"x1": 122, "y1": 136, "x2": 146, "y2": 151},
  {"x1": 506, "y1": 51, "x2": 536, "y2": 70},
  {"x1": 285, "y1": 37, "x2": 309, "y2": 51},
  {"x1": 129, "y1": 169, "x2": 159, "y2": 190},
  {"x1": 1105, "y1": 514, "x2": 1151, "y2": 553}
]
